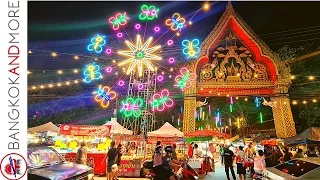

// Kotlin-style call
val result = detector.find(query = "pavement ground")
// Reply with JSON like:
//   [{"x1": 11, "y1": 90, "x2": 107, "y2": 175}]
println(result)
[{"x1": 94, "y1": 160, "x2": 253, "y2": 180}]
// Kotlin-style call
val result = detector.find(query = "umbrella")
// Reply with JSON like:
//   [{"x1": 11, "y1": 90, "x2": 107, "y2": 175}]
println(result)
[{"x1": 185, "y1": 130, "x2": 230, "y2": 139}]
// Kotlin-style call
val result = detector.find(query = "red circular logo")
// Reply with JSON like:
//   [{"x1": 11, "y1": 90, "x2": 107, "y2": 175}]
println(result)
[{"x1": 0, "y1": 153, "x2": 27, "y2": 180}]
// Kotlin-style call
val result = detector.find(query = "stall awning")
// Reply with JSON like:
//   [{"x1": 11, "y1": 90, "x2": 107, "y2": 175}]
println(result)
[
  {"x1": 147, "y1": 122, "x2": 183, "y2": 137},
  {"x1": 28, "y1": 122, "x2": 60, "y2": 133},
  {"x1": 284, "y1": 127, "x2": 320, "y2": 145},
  {"x1": 103, "y1": 119, "x2": 133, "y2": 135},
  {"x1": 185, "y1": 130, "x2": 230, "y2": 139}
]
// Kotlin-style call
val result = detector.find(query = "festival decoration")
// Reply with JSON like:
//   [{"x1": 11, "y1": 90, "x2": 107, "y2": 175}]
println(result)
[
  {"x1": 154, "y1": 26, "x2": 160, "y2": 32},
  {"x1": 139, "y1": 5, "x2": 159, "y2": 21},
  {"x1": 165, "y1": 13, "x2": 186, "y2": 31},
  {"x1": 83, "y1": 62, "x2": 102, "y2": 83},
  {"x1": 105, "y1": 66, "x2": 113, "y2": 73},
  {"x1": 105, "y1": 48, "x2": 112, "y2": 55},
  {"x1": 135, "y1": 24, "x2": 141, "y2": 30},
  {"x1": 182, "y1": 39, "x2": 200, "y2": 59},
  {"x1": 93, "y1": 85, "x2": 117, "y2": 108},
  {"x1": 118, "y1": 35, "x2": 162, "y2": 77},
  {"x1": 87, "y1": 34, "x2": 106, "y2": 54},
  {"x1": 230, "y1": 97, "x2": 234, "y2": 112},
  {"x1": 255, "y1": 97, "x2": 261, "y2": 108},
  {"x1": 157, "y1": 75, "x2": 164, "y2": 82},
  {"x1": 108, "y1": 12, "x2": 129, "y2": 31},
  {"x1": 137, "y1": 84, "x2": 144, "y2": 90},
  {"x1": 174, "y1": 67, "x2": 197, "y2": 91},
  {"x1": 259, "y1": 112, "x2": 264, "y2": 123},
  {"x1": 120, "y1": 97, "x2": 144, "y2": 117},
  {"x1": 167, "y1": 40, "x2": 174, "y2": 46},
  {"x1": 168, "y1": 57, "x2": 175, "y2": 64},
  {"x1": 151, "y1": 89, "x2": 174, "y2": 111},
  {"x1": 117, "y1": 32, "x2": 123, "y2": 38},
  {"x1": 118, "y1": 80, "x2": 125, "y2": 86}
]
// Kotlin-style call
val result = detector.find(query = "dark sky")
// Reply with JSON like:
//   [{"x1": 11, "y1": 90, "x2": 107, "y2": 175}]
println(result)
[{"x1": 28, "y1": 1, "x2": 320, "y2": 84}]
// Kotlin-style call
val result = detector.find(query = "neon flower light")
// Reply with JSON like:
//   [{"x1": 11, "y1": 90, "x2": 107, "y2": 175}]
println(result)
[
  {"x1": 182, "y1": 39, "x2": 200, "y2": 59},
  {"x1": 108, "y1": 12, "x2": 129, "y2": 31},
  {"x1": 83, "y1": 62, "x2": 102, "y2": 83},
  {"x1": 167, "y1": 40, "x2": 174, "y2": 46},
  {"x1": 120, "y1": 97, "x2": 144, "y2": 117},
  {"x1": 118, "y1": 80, "x2": 125, "y2": 86},
  {"x1": 139, "y1": 5, "x2": 159, "y2": 21},
  {"x1": 118, "y1": 35, "x2": 162, "y2": 77},
  {"x1": 168, "y1": 57, "x2": 175, "y2": 64},
  {"x1": 154, "y1": 26, "x2": 160, "y2": 32},
  {"x1": 93, "y1": 85, "x2": 117, "y2": 108},
  {"x1": 174, "y1": 67, "x2": 197, "y2": 91},
  {"x1": 157, "y1": 75, "x2": 164, "y2": 82},
  {"x1": 135, "y1": 24, "x2": 141, "y2": 30},
  {"x1": 151, "y1": 89, "x2": 174, "y2": 111},
  {"x1": 117, "y1": 32, "x2": 123, "y2": 38},
  {"x1": 105, "y1": 66, "x2": 113, "y2": 73},
  {"x1": 105, "y1": 48, "x2": 112, "y2": 55},
  {"x1": 165, "y1": 13, "x2": 186, "y2": 31},
  {"x1": 87, "y1": 34, "x2": 106, "y2": 53}
]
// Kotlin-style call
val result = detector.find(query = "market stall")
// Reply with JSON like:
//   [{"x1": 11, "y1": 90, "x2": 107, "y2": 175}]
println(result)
[
  {"x1": 103, "y1": 119, "x2": 133, "y2": 135},
  {"x1": 54, "y1": 124, "x2": 112, "y2": 174},
  {"x1": 28, "y1": 122, "x2": 60, "y2": 145}
]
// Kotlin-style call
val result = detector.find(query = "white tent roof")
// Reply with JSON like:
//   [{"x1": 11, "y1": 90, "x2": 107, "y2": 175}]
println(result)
[
  {"x1": 103, "y1": 119, "x2": 133, "y2": 135},
  {"x1": 148, "y1": 122, "x2": 183, "y2": 137},
  {"x1": 28, "y1": 122, "x2": 60, "y2": 133}
]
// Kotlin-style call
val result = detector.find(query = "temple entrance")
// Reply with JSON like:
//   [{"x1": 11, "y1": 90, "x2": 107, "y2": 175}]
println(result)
[{"x1": 183, "y1": 4, "x2": 296, "y2": 138}]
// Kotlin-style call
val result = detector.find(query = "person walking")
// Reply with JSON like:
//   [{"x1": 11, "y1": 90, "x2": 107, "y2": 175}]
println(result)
[
  {"x1": 236, "y1": 146, "x2": 246, "y2": 180},
  {"x1": 188, "y1": 142, "x2": 194, "y2": 158},
  {"x1": 113, "y1": 144, "x2": 123, "y2": 180},
  {"x1": 222, "y1": 145, "x2": 236, "y2": 180},
  {"x1": 103, "y1": 141, "x2": 118, "y2": 180},
  {"x1": 193, "y1": 144, "x2": 199, "y2": 158},
  {"x1": 75, "y1": 142, "x2": 87, "y2": 165},
  {"x1": 172, "y1": 143, "x2": 177, "y2": 160},
  {"x1": 253, "y1": 150, "x2": 266, "y2": 180},
  {"x1": 209, "y1": 143, "x2": 216, "y2": 172}
]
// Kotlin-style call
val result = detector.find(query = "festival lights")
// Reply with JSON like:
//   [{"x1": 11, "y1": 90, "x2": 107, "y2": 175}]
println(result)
[
  {"x1": 137, "y1": 84, "x2": 144, "y2": 90},
  {"x1": 118, "y1": 35, "x2": 162, "y2": 77},
  {"x1": 108, "y1": 12, "x2": 129, "y2": 30},
  {"x1": 151, "y1": 89, "x2": 174, "y2": 111},
  {"x1": 154, "y1": 26, "x2": 160, "y2": 32},
  {"x1": 120, "y1": 97, "x2": 144, "y2": 117},
  {"x1": 118, "y1": 80, "x2": 125, "y2": 86},
  {"x1": 105, "y1": 48, "x2": 112, "y2": 55},
  {"x1": 168, "y1": 57, "x2": 175, "y2": 64},
  {"x1": 87, "y1": 34, "x2": 107, "y2": 53},
  {"x1": 117, "y1": 32, "x2": 123, "y2": 38},
  {"x1": 105, "y1": 66, "x2": 113, "y2": 73},
  {"x1": 182, "y1": 39, "x2": 200, "y2": 59},
  {"x1": 174, "y1": 67, "x2": 197, "y2": 91},
  {"x1": 74, "y1": 55, "x2": 79, "y2": 60},
  {"x1": 259, "y1": 112, "x2": 264, "y2": 123},
  {"x1": 167, "y1": 40, "x2": 174, "y2": 46},
  {"x1": 135, "y1": 24, "x2": 141, "y2": 30},
  {"x1": 165, "y1": 13, "x2": 186, "y2": 31},
  {"x1": 157, "y1": 75, "x2": 164, "y2": 82},
  {"x1": 139, "y1": 5, "x2": 159, "y2": 21},
  {"x1": 93, "y1": 85, "x2": 117, "y2": 108},
  {"x1": 255, "y1": 97, "x2": 261, "y2": 108},
  {"x1": 83, "y1": 62, "x2": 102, "y2": 83}
]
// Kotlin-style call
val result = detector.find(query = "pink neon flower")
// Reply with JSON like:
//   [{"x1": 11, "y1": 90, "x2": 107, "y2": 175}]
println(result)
[
  {"x1": 174, "y1": 67, "x2": 197, "y2": 91},
  {"x1": 151, "y1": 89, "x2": 174, "y2": 112},
  {"x1": 108, "y1": 12, "x2": 129, "y2": 31}
]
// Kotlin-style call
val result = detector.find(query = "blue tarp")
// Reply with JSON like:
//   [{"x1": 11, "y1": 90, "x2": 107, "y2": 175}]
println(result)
[{"x1": 284, "y1": 127, "x2": 320, "y2": 145}]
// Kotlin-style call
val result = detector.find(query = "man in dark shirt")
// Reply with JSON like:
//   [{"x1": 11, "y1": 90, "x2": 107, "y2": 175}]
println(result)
[{"x1": 222, "y1": 145, "x2": 236, "y2": 180}]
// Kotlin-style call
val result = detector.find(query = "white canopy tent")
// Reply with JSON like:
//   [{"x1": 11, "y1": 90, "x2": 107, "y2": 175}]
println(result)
[
  {"x1": 28, "y1": 122, "x2": 60, "y2": 134},
  {"x1": 103, "y1": 119, "x2": 133, "y2": 135},
  {"x1": 148, "y1": 122, "x2": 183, "y2": 137}
]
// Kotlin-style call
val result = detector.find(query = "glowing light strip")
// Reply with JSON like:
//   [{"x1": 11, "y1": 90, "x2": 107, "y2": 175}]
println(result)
[{"x1": 259, "y1": 112, "x2": 263, "y2": 123}]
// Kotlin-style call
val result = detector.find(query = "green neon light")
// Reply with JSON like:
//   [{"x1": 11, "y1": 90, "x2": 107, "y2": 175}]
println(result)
[
  {"x1": 139, "y1": 5, "x2": 159, "y2": 21},
  {"x1": 120, "y1": 97, "x2": 144, "y2": 118},
  {"x1": 259, "y1": 112, "x2": 263, "y2": 123}
]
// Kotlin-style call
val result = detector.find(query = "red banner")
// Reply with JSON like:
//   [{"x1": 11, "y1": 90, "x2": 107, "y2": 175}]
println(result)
[{"x1": 60, "y1": 124, "x2": 112, "y2": 136}]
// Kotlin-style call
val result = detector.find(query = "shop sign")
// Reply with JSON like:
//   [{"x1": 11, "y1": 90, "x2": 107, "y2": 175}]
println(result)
[{"x1": 60, "y1": 124, "x2": 112, "y2": 136}]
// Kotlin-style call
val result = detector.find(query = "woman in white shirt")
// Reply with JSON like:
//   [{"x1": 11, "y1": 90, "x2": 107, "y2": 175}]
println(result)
[{"x1": 193, "y1": 144, "x2": 199, "y2": 158}]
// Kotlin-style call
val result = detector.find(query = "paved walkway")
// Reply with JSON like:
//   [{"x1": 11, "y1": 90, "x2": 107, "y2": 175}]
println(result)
[{"x1": 94, "y1": 161, "x2": 253, "y2": 180}]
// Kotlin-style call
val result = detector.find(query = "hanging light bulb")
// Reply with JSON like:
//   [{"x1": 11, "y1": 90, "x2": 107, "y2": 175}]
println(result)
[
  {"x1": 52, "y1": 52, "x2": 57, "y2": 57},
  {"x1": 57, "y1": 70, "x2": 63, "y2": 74},
  {"x1": 73, "y1": 69, "x2": 78, "y2": 73},
  {"x1": 74, "y1": 55, "x2": 79, "y2": 60},
  {"x1": 74, "y1": 80, "x2": 79, "y2": 84}
]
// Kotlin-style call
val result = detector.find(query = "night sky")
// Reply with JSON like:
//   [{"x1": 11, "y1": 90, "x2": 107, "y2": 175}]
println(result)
[{"x1": 27, "y1": 1, "x2": 320, "y2": 126}]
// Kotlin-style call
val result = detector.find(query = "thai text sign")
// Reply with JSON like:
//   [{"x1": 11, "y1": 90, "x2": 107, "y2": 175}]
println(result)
[{"x1": 60, "y1": 124, "x2": 112, "y2": 136}]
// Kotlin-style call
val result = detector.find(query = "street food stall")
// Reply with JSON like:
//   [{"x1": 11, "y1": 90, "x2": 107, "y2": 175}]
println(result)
[{"x1": 53, "y1": 124, "x2": 113, "y2": 174}]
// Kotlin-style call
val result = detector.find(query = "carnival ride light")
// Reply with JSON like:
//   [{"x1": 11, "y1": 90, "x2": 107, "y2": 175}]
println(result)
[
  {"x1": 139, "y1": 5, "x2": 159, "y2": 21},
  {"x1": 118, "y1": 35, "x2": 162, "y2": 77},
  {"x1": 93, "y1": 85, "x2": 117, "y2": 108},
  {"x1": 165, "y1": 13, "x2": 186, "y2": 31},
  {"x1": 182, "y1": 39, "x2": 200, "y2": 59},
  {"x1": 120, "y1": 97, "x2": 144, "y2": 117},
  {"x1": 109, "y1": 12, "x2": 129, "y2": 30},
  {"x1": 83, "y1": 62, "x2": 102, "y2": 83},
  {"x1": 174, "y1": 67, "x2": 197, "y2": 91},
  {"x1": 151, "y1": 89, "x2": 174, "y2": 112},
  {"x1": 87, "y1": 34, "x2": 107, "y2": 54}
]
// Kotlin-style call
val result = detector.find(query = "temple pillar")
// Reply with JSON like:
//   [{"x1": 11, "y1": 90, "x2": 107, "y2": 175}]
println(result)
[
  {"x1": 271, "y1": 96, "x2": 296, "y2": 138},
  {"x1": 183, "y1": 97, "x2": 196, "y2": 134}
]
